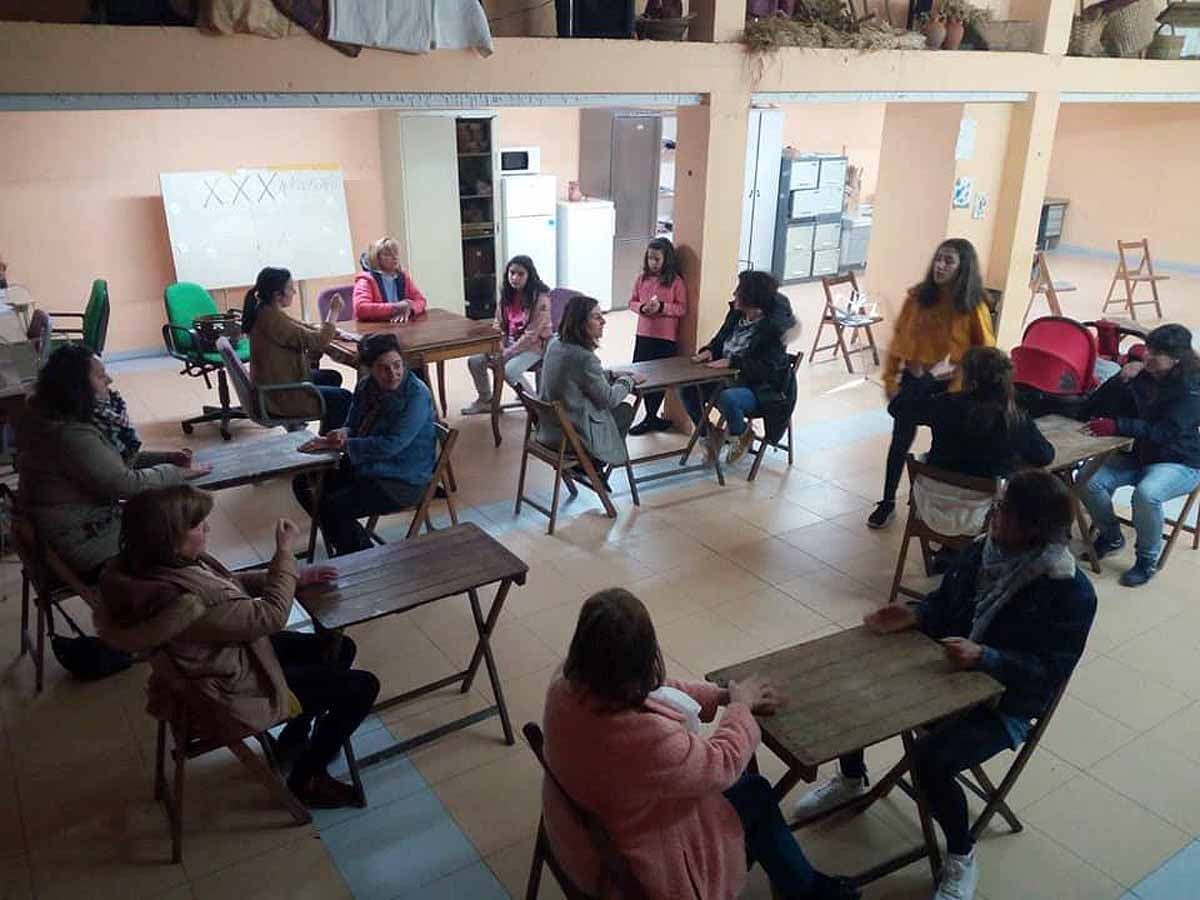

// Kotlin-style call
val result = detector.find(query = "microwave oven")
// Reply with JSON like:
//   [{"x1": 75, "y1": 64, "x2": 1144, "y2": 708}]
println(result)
[{"x1": 499, "y1": 146, "x2": 541, "y2": 175}]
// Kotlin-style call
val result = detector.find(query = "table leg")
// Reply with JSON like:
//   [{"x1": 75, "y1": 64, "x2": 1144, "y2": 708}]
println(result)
[
  {"x1": 490, "y1": 352, "x2": 503, "y2": 448},
  {"x1": 1062, "y1": 452, "x2": 1114, "y2": 575},
  {"x1": 901, "y1": 729, "x2": 943, "y2": 882},
  {"x1": 304, "y1": 469, "x2": 326, "y2": 564},
  {"x1": 462, "y1": 581, "x2": 515, "y2": 745},
  {"x1": 680, "y1": 382, "x2": 726, "y2": 487}
]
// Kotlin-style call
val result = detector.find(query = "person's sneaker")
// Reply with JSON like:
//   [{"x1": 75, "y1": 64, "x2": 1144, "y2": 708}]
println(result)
[
  {"x1": 459, "y1": 397, "x2": 492, "y2": 416},
  {"x1": 289, "y1": 772, "x2": 363, "y2": 809},
  {"x1": 932, "y1": 849, "x2": 978, "y2": 900},
  {"x1": 792, "y1": 773, "x2": 868, "y2": 821},
  {"x1": 867, "y1": 500, "x2": 896, "y2": 530},
  {"x1": 1119, "y1": 557, "x2": 1156, "y2": 587},
  {"x1": 1092, "y1": 530, "x2": 1126, "y2": 560},
  {"x1": 726, "y1": 428, "x2": 756, "y2": 465},
  {"x1": 648, "y1": 416, "x2": 674, "y2": 433},
  {"x1": 628, "y1": 418, "x2": 656, "y2": 437}
]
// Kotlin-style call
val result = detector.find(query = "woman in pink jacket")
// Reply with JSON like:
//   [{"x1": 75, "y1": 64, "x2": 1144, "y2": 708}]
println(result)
[
  {"x1": 352, "y1": 237, "x2": 429, "y2": 323},
  {"x1": 542, "y1": 588, "x2": 858, "y2": 900}
]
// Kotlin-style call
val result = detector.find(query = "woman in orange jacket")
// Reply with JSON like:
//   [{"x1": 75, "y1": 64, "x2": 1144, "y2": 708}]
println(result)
[{"x1": 867, "y1": 238, "x2": 995, "y2": 529}]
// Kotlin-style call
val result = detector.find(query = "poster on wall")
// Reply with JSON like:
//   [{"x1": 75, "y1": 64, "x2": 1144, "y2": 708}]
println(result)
[
  {"x1": 953, "y1": 177, "x2": 974, "y2": 209},
  {"x1": 972, "y1": 192, "x2": 989, "y2": 220}
]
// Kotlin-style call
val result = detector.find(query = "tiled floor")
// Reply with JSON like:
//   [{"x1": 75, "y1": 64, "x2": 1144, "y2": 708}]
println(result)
[{"x1": 2, "y1": 252, "x2": 1199, "y2": 899}]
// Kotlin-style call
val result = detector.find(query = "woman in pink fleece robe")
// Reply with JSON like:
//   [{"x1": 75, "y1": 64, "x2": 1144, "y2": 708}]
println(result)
[{"x1": 541, "y1": 589, "x2": 858, "y2": 900}]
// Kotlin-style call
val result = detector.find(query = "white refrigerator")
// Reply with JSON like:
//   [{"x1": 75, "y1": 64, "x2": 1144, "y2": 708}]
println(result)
[
  {"x1": 500, "y1": 174, "x2": 558, "y2": 287},
  {"x1": 556, "y1": 199, "x2": 616, "y2": 311}
]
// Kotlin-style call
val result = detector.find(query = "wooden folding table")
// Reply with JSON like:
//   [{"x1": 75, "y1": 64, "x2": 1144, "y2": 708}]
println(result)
[
  {"x1": 708, "y1": 627, "x2": 1002, "y2": 886},
  {"x1": 297, "y1": 522, "x2": 528, "y2": 769}
]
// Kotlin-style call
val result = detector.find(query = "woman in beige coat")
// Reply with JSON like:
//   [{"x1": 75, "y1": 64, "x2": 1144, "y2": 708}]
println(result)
[
  {"x1": 16, "y1": 344, "x2": 208, "y2": 579},
  {"x1": 97, "y1": 484, "x2": 379, "y2": 809},
  {"x1": 242, "y1": 266, "x2": 353, "y2": 433}
]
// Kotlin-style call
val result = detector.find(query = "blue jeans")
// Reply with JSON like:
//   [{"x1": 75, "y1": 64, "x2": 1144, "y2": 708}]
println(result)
[
  {"x1": 839, "y1": 708, "x2": 1016, "y2": 856},
  {"x1": 724, "y1": 773, "x2": 818, "y2": 896},
  {"x1": 312, "y1": 369, "x2": 353, "y2": 435},
  {"x1": 1081, "y1": 454, "x2": 1200, "y2": 563},
  {"x1": 682, "y1": 384, "x2": 759, "y2": 436}
]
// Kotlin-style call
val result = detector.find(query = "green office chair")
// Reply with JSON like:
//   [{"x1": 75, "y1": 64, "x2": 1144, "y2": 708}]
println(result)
[
  {"x1": 49, "y1": 279, "x2": 110, "y2": 355},
  {"x1": 162, "y1": 282, "x2": 249, "y2": 441}
]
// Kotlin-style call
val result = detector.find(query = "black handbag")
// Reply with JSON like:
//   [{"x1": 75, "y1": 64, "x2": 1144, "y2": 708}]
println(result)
[{"x1": 48, "y1": 605, "x2": 134, "y2": 682}]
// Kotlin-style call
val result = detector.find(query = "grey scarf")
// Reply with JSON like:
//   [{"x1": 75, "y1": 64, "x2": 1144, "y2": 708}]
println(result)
[{"x1": 970, "y1": 536, "x2": 1075, "y2": 640}]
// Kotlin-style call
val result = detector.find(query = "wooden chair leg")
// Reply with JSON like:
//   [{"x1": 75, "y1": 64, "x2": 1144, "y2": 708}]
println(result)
[
  {"x1": 227, "y1": 739, "x2": 312, "y2": 826},
  {"x1": 548, "y1": 460, "x2": 564, "y2": 535},
  {"x1": 864, "y1": 324, "x2": 880, "y2": 366},
  {"x1": 962, "y1": 764, "x2": 1023, "y2": 835},
  {"x1": 171, "y1": 730, "x2": 186, "y2": 864},
  {"x1": 577, "y1": 454, "x2": 617, "y2": 519},
  {"x1": 365, "y1": 514, "x2": 384, "y2": 546},
  {"x1": 1157, "y1": 489, "x2": 1200, "y2": 570},
  {"x1": 19, "y1": 574, "x2": 29, "y2": 657},
  {"x1": 833, "y1": 324, "x2": 854, "y2": 374},
  {"x1": 436, "y1": 361, "x2": 448, "y2": 417},
  {"x1": 34, "y1": 593, "x2": 46, "y2": 693},
  {"x1": 786, "y1": 421, "x2": 794, "y2": 466},
  {"x1": 888, "y1": 510, "x2": 916, "y2": 604},
  {"x1": 154, "y1": 719, "x2": 167, "y2": 801},
  {"x1": 624, "y1": 460, "x2": 641, "y2": 507},
  {"x1": 525, "y1": 824, "x2": 547, "y2": 900},
  {"x1": 808, "y1": 317, "x2": 828, "y2": 364},
  {"x1": 747, "y1": 434, "x2": 767, "y2": 483},
  {"x1": 515, "y1": 446, "x2": 531, "y2": 516}
]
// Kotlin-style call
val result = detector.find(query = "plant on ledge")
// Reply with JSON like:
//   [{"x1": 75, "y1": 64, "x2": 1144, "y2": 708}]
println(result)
[{"x1": 743, "y1": 0, "x2": 927, "y2": 53}]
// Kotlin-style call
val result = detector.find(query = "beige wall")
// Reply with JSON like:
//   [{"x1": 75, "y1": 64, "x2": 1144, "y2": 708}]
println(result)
[
  {"x1": 0, "y1": 108, "x2": 388, "y2": 354},
  {"x1": 780, "y1": 103, "x2": 886, "y2": 199},
  {"x1": 493, "y1": 107, "x2": 581, "y2": 199},
  {"x1": 949, "y1": 104, "x2": 1013, "y2": 285},
  {"x1": 1047, "y1": 103, "x2": 1200, "y2": 267}
]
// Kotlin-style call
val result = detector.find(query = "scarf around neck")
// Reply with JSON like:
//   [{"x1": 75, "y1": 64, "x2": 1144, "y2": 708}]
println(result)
[
  {"x1": 93, "y1": 389, "x2": 141, "y2": 462},
  {"x1": 969, "y1": 535, "x2": 1075, "y2": 641}
]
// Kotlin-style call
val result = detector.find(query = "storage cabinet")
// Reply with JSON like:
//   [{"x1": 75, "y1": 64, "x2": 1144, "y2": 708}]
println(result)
[
  {"x1": 772, "y1": 153, "x2": 848, "y2": 284},
  {"x1": 738, "y1": 108, "x2": 785, "y2": 272},
  {"x1": 1038, "y1": 197, "x2": 1069, "y2": 251}
]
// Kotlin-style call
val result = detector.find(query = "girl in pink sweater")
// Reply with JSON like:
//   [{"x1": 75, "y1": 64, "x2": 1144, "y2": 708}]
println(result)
[
  {"x1": 540, "y1": 588, "x2": 858, "y2": 900},
  {"x1": 628, "y1": 238, "x2": 688, "y2": 435}
]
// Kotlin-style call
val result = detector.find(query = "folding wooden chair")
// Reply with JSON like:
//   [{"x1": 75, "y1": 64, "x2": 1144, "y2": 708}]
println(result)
[
  {"x1": 810, "y1": 272, "x2": 883, "y2": 373},
  {"x1": 1114, "y1": 480, "x2": 1200, "y2": 571},
  {"x1": 894, "y1": 681, "x2": 1070, "y2": 841},
  {"x1": 1022, "y1": 251, "x2": 1077, "y2": 325},
  {"x1": 149, "y1": 653, "x2": 336, "y2": 864},
  {"x1": 362, "y1": 422, "x2": 459, "y2": 545},
  {"x1": 1102, "y1": 238, "x2": 1169, "y2": 320},
  {"x1": 888, "y1": 457, "x2": 1000, "y2": 604},
  {"x1": 744, "y1": 351, "x2": 804, "y2": 483},
  {"x1": 9, "y1": 505, "x2": 100, "y2": 693},
  {"x1": 513, "y1": 384, "x2": 634, "y2": 535},
  {"x1": 522, "y1": 722, "x2": 650, "y2": 900}
]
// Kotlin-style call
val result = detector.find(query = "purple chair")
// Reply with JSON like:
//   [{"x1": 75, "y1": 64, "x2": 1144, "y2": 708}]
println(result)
[
  {"x1": 316, "y1": 285, "x2": 355, "y2": 322},
  {"x1": 547, "y1": 287, "x2": 581, "y2": 332}
]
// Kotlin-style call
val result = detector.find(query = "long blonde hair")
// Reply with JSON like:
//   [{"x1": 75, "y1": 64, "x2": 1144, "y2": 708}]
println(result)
[{"x1": 365, "y1": 237, "x2": 401, "y2": 272}]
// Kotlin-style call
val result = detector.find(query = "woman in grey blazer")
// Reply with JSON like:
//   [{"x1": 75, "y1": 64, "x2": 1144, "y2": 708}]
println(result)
[{"x1": 538, "y1": 295, "x2": 645, "y2": 466}]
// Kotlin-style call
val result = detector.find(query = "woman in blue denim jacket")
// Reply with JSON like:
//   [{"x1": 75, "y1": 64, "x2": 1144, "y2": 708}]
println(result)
[{"x1": 292, "y1": 332, "x2": 435, "y2": 556}]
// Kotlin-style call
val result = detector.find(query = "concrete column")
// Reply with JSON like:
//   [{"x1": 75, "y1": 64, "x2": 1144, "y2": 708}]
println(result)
[
  {"x1": 863, "y1": 103, "x2": 963, "y2": 318},
  {"x1": 688, "y1": 0, "x2": 746, "y2": 43},
  {"x1": 988, "y1": 91, "x2": 1062, "y2": 348},
  {"x1": 1008, "y1": 0, "x2": 1079, "y2": 55},
  {"x1": 672, "y1": 90, "x2": 751, "y2": 352}
]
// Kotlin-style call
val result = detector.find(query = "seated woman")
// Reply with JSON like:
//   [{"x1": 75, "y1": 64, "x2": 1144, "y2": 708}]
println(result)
[
  {"x1": 542, "y1": 588, "x2": 858, "y2": 900},
  {"x1": 292, "y1": 332, "x2": 436, "y2": 556},
  {"x1": 1081, "y1": 323, "x2": 1200, "y2": 587},
  {"x1": 461, "y1": 254, "x2": 552, "y2": 415},
  {"x1": 16, "y1": 344, "x2": 208, "y2": 580},
  {"x1": 242, "y1": 266, "x2": 353, "y2": 434},
  {"x1": 352, "y1": 237, "x2": 428, "y2": 323},
  {"x1": 683, "y1": 270, "x2": 793, "y2": 466},
  {"x1": 889, "y1": 346, "x2": 1054, "y2": 538},
  {"x1": 97, "y1": 485, "x2": 379, "y2": 809},
  {"x1": 538, "y1": 294, "x2": 645, "y2": 474}
]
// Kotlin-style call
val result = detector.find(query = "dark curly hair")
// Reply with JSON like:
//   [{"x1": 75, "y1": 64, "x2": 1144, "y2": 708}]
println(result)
[{"x1": 34, "y1": 343, "x2": 99, "y2": 422}]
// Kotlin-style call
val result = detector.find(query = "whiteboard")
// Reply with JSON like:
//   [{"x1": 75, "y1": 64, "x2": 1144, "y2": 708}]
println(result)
[{"x1": 160, "y1": 166, "x2": 355, "y2": 290}]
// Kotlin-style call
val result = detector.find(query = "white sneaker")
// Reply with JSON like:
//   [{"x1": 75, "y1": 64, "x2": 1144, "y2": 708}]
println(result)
[
  {"x1": 933, "y1": 849, "x2": 978, "y2": 900},
  {"x1": 791, "y1": 773, "x2": 868, "y2": 821},
  {"x1": 459, "y1": 397, "x2": 492, "y2": 415}
]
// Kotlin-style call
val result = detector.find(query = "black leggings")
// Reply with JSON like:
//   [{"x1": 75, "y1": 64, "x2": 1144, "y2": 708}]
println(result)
[
  {"x1": 881, "y1": 374, "x2": 946, "y2": 503},
  {"x1": 270, "y1": 632, "x2": 380, "y2": 785}
]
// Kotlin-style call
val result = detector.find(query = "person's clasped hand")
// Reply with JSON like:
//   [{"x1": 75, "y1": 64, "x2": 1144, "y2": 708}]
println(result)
[
  {"x1": 728, "y1": 675, "x2": 784, "y2": 717},
  {"x1": 1085, "y1": 418, "x2": 1118, "y2": 437},
  {"x1": 274, "y1": 518, "x2": 300, "y2": 554},
  {"x1": 690, "y1": 349, "x2": 713, "y2": 364},
  {"x1": 1119, "y1": 361, "x2": 1144, "y2": 381},
  {"x1": 390, "y1": 300, "x2": 412, "y2": 324},
  {"x1": 940, "y1": 637, "x2": 984, "y2": 670},
  {"x1": 298, "y1": 564, "x2": 338, "y2": 587},
  {"x1": 705, "y1": 357, "x2": 732, "y2": 369}
]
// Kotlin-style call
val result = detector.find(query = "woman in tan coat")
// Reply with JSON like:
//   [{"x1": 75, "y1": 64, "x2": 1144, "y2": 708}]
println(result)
[
  {"x1": 242, "y1": 266, "x2": 353, "y2": 434},
  {"x1": 97, "y1": 485, "x2": 379, "y2": 809}
]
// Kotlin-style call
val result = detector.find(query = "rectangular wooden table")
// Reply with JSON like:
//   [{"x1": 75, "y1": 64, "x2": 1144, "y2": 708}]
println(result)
[
  {"x1": 296, "y1": 522, "x2": 528, "y2": 769},
  {"x1": 326, "y1": 308, "x2": 505, "y2": 446},
  {"x1": 191, "y1": 430, "x2": 341, "y2": 563},
  {"x1": 708, "y1": 627, "x2": 1002, "y2": 885},
  {"x1": 623, "y1": 356, "x2": 738, "y2": 491},
  {"x1": 1036, "y1": 413, "x2": 1134, "y2": 573}
]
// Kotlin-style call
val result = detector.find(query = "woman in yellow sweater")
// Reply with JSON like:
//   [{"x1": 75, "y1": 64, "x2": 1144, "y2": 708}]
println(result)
[{"x1": 868, "y1": 239, "x2": 995, "y2": 529}]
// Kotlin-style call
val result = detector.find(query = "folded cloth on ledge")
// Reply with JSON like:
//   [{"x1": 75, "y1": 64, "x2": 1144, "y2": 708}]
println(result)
[{"x1": 328, "y1": 0, "x2": 494, "y2": 56}]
